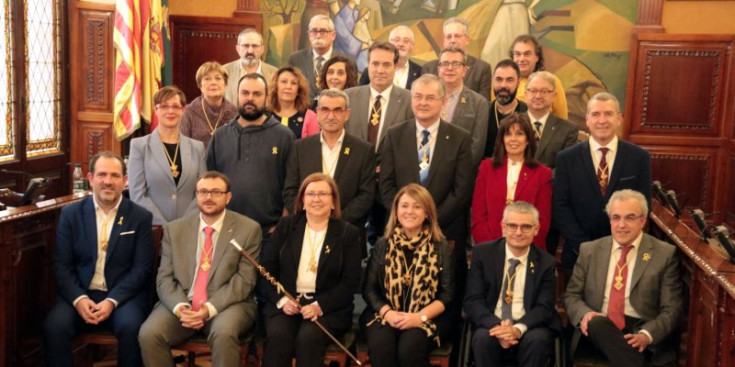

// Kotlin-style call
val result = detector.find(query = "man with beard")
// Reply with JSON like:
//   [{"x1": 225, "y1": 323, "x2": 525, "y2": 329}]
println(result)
[
  {"x1": 358, "y1": 25, "x2": 422, "y2": 89},
  {"x1": 207, "y1": 73, "x2": 295, "y2": 250},
  {"x1": 485, "y1": 59, "x2": 527, "y2": 157},
  {"x1": 223, "y1": 28, "x2": 277, "y2": 105}
]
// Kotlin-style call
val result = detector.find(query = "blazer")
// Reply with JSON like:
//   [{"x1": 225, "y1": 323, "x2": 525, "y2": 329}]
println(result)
[
  {"x1": 423, "y1": 55, "x2": 492, "y2": 100},
  {"x1": 449, "y1": 87, "x2": 490, "y2": 167},
  {"x1": 156, "y1": 210, "x2": 262, "y2": 317},
  {"x1": 223, "y1": 59, "x2": 277, "y2": 106},
  {"x1": 471, "y1": 158, "x2": 552, "y2": 249},
  {"x1": 343, "y1": 85, "x2": 414, "y2": 150},
  {"x1": 379, "y1": 120, "x2": 474, "y2": 240},
  {"x1": 288, "y1": 48, "x2": 351, "y2": 101},
  {"x1": 464, "y1": 239, "x2": 559, "y2": 332},
  {"x1": 358, "y1": 60, "x2": 422, "y2": 89},
  {"x1": 53, "y1": 196, "x2": 154, "y2": 307},
  {"x1": 282, "y1": 132, "x2": 376, "y2": 226},
  {"x1": 533, "y1": 113, "x2": 579, "y2": 169},
  {"x1": 553, "y1": 140, "x2": 652, "y2": 268},
  {"x1": 128, "y1": 131, "x2": 206, "y2": 225},
  {"x1": 260, "y1": 214, "x2": 362, "y2": 331},
  {"x1": 564, "y1": 234, "x2": 682, "y2": 365}
]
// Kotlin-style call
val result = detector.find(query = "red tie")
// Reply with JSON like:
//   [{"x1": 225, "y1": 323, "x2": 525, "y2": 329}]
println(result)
[
  {"x1": 192, "y1": 226, "x2": 214, "y2": 311},
  {"x1": 597, "y1": 147, "x2": 610, "y2": 196},
  {"x1": 608, "y1": 245, "x2": 632, "y2": 330}
]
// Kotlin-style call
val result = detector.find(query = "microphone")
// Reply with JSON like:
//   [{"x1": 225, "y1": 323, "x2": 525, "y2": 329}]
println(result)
[
  {"x1": 664, "y1": 190, "x2": 683, "y2": 218},
  {"x1": 652, "y1": 181, "x2": 668, "y2": 205},
  {"x1": 713, "y1": 226, "x2": 735, "y2": 265},
  {"x1": 1, "y1": 168, "x2": 35, "y2": 181},
  {"x1": 689, "y1": 209, "x2": 710, "y2": 241}
]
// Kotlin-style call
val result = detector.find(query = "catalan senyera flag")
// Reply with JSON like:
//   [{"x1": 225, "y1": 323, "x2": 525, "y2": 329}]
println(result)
[{"x1": 112, "y1": 0, "x2": 164, "y2": 140}]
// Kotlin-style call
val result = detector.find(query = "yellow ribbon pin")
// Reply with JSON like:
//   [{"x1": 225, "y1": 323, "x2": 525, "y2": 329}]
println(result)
[
  {"x1": 642, "y1": 253, "x2": 651, "y2": 262},
  {"x1": 325, "y1": 245, "x2": 331, "y2": 254},
  {"x1": 117, "y1": 217, "x2": 123, "y2": 225},
  {"x1": 344, "y1": 147, "x2": 350, "y2": 155},
  {"x1": 272, "y1": 147, "x2": 278, "y2": 155},
  {"x1": 530, "y1": 261, "x2": 535, "y2": 273},
  {"x1": 460, "y1": 97, "x2": 466, "y2": 104}
]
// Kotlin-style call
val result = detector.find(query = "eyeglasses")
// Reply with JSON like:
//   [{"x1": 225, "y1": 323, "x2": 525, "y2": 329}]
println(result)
[
  {"x1": 305, "y1": 191, "x2": 332, "y2": 199},
  {"x1": 526, "y1": 89, "x2": 553, "y2": 96},
  {"x1": 195, "y1": 190, "x2": 229, "y2": 198},
  {"x1": 438, "y1": 61, "x2": 465, "y2": 69},
  {"x1": 411, "y1": 94, "x2": 441, "y2": 103},
  {"x1": 389, "y1": 37, "x2": 413, "y2": 45},
  {"x1": 238, "y1": 43, "x2": 262, "y2": 49},
  {"x1": 610, "y1": 214, "x2": 645, "y2": 224},
  {"x1": 156, "y1": 104, "x2": 183, "y2": 111},
  {"x1": 309, "y1": 28, "x2": 333, "y2": 36},
  {"x1": 503, "y1": 222, "x2": 536, "y2": 233},
  {"x1": 316, "y1": 107, "x2": 347, "y2": 116}
]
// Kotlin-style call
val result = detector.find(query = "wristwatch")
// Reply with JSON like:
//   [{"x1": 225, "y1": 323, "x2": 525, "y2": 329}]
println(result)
[{"x1": 420, "y1": 314, "x2": 428, "y2": 323}]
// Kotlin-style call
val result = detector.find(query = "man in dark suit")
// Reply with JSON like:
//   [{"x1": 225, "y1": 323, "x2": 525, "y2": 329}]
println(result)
[
  {"x1": 554, "y1": 92, "x2": 651, "y2": 271},
  {"x1": 525, "y1": 71, "x2": 579, "y2": 170},
  {"x1": 465, "y1": 201, "x2": 559, "y2": 367},
  {"x1": 44, "y1": 152, "x2": 153, "y2": 367},
  {"x1": 283, "y1": 88, "x2": 376, "y2": 227},
  {"x1": 139, "y1": 171, "x2": 261, "y2": 366},
  {"x1": 422, "y1": 17, "x2": 492, "y2": 99},
  {"x1": 358, "y1": 25, "x2": 422, "y2": 90},
  {"x1": 564, "y1": 189, "x2": 682, "y2": 366},
  {"x1": 486, "y1": 60, "x2": 527, "y2": 157},
  {"x1": 437, "y1": 45, "x2": 489, "y2": 167}
]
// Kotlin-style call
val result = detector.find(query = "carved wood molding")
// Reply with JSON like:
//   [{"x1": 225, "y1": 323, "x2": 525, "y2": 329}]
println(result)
[
  {"x1": 650, "y1": 152, "x2": 712, "y2": 210},
  {"x1": 635, "y1": 0, "x2": 665, "y2": 32}
]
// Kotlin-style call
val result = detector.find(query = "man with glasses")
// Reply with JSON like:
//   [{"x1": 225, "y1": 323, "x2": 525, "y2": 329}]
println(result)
[
  {"x1": 283, "y1": 88, "x2": 376, "y2": 230},
  {"x1": 422, "y1": 17, "x2": 492, "y2": 99},
  {"x1": 224, "y1": 28, "x2": 277, "y2": 105},
  {"x1": 359, "y1": 25, "x2": 422, "y2": 90},
  {"x1": 510, "y1": 34, "x2": 568, "y2": 119},
  {"x1": 288, "y1": 14, "x2": 348, "y2": 100},
  {"x1": 565, "y1": 189, "x2": 681, "y2": 367},
  {"x1": 465, "y1": 201, "x2": 559, "y2": 367},
  {"x1": 139, "y1": 171, "x2": 262, "y2": 366},
  {"x1": 553, "y1": 92, "x2": 651, "y2": 274},
  {"x1": 436, "y1": 46, "x2": 488, "y2": 167}
]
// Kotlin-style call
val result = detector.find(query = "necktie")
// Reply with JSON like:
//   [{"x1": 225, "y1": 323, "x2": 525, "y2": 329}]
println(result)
[
  {"x1": 608, "y1": 245, "x2": 633, "y2": 330},
  {"x1": 597, "y1": 147, "x2": 610, "y2": 196},
  {"x1": 534, "y1": 121, "x2": 542, "y2": 141},
  {"x1": 315, "y1": 56, "x2": 324, "y2": 77},
  {"x1": 368, "y1": 95, "x2": 381, "y2": 145},
  {"x1": 192, "y1": 226, "x2": 215, "y2": 311},
  {"x1": 419, "y1": 129, "x2": 431, "y2": 185},
  {"x1": 501, "y1": 258, "x2": 521, "y2": 321}
]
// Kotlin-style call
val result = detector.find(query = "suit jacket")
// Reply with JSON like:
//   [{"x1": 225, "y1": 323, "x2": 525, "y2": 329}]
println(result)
[
  {"x1": 464, "y1": 239, "x2": 559, "y2": 332},
  {"x1": 553, "y1": 140, "x2": 652, "y2": 268},
  {"x1": 449, "y1": 87, "x2": 489, "y2": 167},
  {"x1": 282, "y1": 132, "x2": 376, "y2": 226},
  {"x1": 379, "y1": 120, "x2": 474, "y2": 240},
  {"x1": 533, "y1": 113, "x2": 579, "y2": 169},
  {"x1": 53, "y1": 196, "x2": 154, "y2": 307},
  {"x1": 156, "y1": 210, "x2": 262, "y2": 317},
  {"x1": 260, "y1": 214, "x2": 362, "y2": 331},
  {"x1": 223, "y1": 59, "x2": 277, "y2": 106},
  {"x1": 423, "y1": 55, "x2": 492, "y2": 99},
  {"x1": 358, "y1": 60, "x2": 422, "y2": 89},
  {"x1": 128, "y1": 131, "x2": 206, "y2": 225},
  {"x1": 471, "y1": 158, "x2": 552, "y2": 249},
  {"x1": 288, "y1": 48, "x2": 350, "y2": 100},
  {"x1": 564, "y1": 234, "x2": 682, "y2": 365},
  {"x1": 343, "y1": 85, "x2": 414, "y2": 150}
]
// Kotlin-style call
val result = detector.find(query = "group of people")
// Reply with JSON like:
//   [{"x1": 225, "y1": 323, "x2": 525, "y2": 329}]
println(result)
[{"x1": 43, "y1": 13, "x2": 683, "y2": 367}]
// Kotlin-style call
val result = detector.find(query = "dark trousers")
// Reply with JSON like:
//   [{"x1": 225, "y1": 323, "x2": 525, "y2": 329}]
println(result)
[
  {"x1": 364, "y1": 322, "x2": 433, "y2": 367},
  {"x1": 263, "y1": 312, "x2": 342, "y2": 367},
  {"x1": 44, "y1": 290, "x2": 146, "y2": 367},
  {"x1": 585, "y1": 315, "x2": 649, "y2": 367},
  {"x1": 471, "y1": 326, "x2": 553, "y2": 367}
]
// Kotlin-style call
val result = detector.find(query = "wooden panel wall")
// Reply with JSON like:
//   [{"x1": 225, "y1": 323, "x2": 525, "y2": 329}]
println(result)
[{"x1": 625, "y1": 33, "x2": 735, "y2": 227}]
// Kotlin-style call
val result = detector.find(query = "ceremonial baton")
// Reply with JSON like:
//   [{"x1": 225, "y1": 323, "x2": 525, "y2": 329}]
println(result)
[{"x1": 229, "y1": 239, "x2": 361, "y2": 365}]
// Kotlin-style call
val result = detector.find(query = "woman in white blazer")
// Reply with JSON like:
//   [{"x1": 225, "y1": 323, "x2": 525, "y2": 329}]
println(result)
[{"x1": 128, "y1": 86, "x2": 206, "y2": 225}]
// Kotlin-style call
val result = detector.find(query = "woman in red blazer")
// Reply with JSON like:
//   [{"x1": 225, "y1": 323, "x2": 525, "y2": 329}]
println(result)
[{"x1": 472, "y1": 113, "x2": 552, "y2": 249}]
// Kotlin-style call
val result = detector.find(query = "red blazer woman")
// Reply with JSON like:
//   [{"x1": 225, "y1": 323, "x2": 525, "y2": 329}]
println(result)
[{"x1": 471, "y1": 157, "x2": 552, "y2": 250}]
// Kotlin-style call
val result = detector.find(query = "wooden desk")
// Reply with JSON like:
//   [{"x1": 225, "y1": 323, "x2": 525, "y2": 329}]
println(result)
[
  {"x1": 649, "y1": 199, "x2": 735, "y2": 367},
  {"x1": 0, "y1": 193, "x2": 88, "y2": 366}
]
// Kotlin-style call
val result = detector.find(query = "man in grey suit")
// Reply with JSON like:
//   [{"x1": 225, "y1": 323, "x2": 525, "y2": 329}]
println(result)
[
  {"x1": 422, "y1": 17, "x2": 492, "y2": 99},
  {"x1": 223, "y1": 28, "x2": 277, "y2": 106},
  {"x1": 525, "y1": 71, "x2": 578, "y2": 170},
  {"x1": 437, "y1": 46, "x2": 488, "y2": 167},
  {"x1": 564, "y1": 189, "x2": 682, "y2": 366},
  {"x1": 344, "y1": 42, "x2": 414, "y2": 151},
  {"x1": 139, "y1": 171, "x2": 261, "y2": 367}
]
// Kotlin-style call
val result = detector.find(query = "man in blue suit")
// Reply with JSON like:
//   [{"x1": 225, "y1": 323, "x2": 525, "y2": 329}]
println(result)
[
  {"x1": 553, "y1": 92, "x2": 651, "y2": 273},
  {"x1": 44, "y1": 151, "x2": 153, "y2": 367},
  {"x1": 464, "y1": 201, "x2": 559, "y2": 367}
]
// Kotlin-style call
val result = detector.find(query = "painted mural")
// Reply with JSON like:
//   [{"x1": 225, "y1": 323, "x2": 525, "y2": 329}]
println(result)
[{"x1": 261, "y1": 0, "x2": 637, "y2": 126}]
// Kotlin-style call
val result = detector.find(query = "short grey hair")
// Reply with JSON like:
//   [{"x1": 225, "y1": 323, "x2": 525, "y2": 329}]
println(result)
[
  {"x1": 309, "y1": 14, "x2": 334, "y2": 31},
  {"x1": 526, "y1": 71, "x2": 556, "y2": 91},
  {"x1": 389, "y1": 25, "x2": 415, "y2": 43},
  {"x1": 439, "y1": 45, "x2": 467, "y2": 64},
  {"x1": 587, "y1": 92, "x2": 621, "y2": 114},
  {"x1": 606, "y1": 189, "x2": 649, "y2": 217},
  {"x1": 443, "y1": 17, "x2": 469, "y2": 36},
  {"x1": 502, "y1": 201, "x2": 540, "y2": 225},
  {"x1": 237, "y1": 28, "x2": 263, "y2": 45},
  {"x1": 317, "y1": 88, "x2": 350, "y2": 107},
  {"x1": 411, "y1": 74, "x2": 446, "y2": 98}
]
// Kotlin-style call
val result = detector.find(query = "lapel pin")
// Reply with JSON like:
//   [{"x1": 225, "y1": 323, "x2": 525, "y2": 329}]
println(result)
[
  {"x1": 460, "y1": 97, "x2": 466, "y2": 104},
  {"x1": 272, "y1": 147, "x2": 278, "y2": 155},
  {"x1": 642, "y1": 253, "x2": 651, "y2": 262},
  {"x1": 445, "y1": 135, "x2": 449, "y2": 140},
  {"x1": 325, "y1": 245, "x2": 331, "y2": 254},
  {"x1": 530, "y1": 261, "x2": 535, "y2": 273},
  {"x1": 344, "y1": 147, "x2": 350, "y2": 155},
  {"x1": 117, "y1": 216, "x2": 123, "y2": 225}
]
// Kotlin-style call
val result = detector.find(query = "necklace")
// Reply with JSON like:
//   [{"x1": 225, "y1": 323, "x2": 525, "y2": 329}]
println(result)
[
  {"x1": 201, "y1": 98, "x2": 225, "y2": 136},
  {"x1": 162, "y1": 140, "x2": 180, "y2": 178},
  {"x1": 494, "y1": 99, "x2": 518, "y2": 127},
  {"x1": 200, "y1": 231, "x2": 214, "y2": 271},
  {"x1": 399, "y1": 252, "x2": 416, "y2": 286},
  {"x1": 305, "y1": 225, "x2": 324, "y2": 273},
  {"x1": 504, "y1": 266, "x2": 519, "y2": 304},
  {"x1": 613, "y1": 251, "x2": 631, "y2": 290},
  {"x1": 371, "y1": 101, "x2": 383, "y2": 126}
]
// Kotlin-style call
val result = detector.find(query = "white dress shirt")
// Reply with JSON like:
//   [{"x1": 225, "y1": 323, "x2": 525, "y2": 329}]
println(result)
[
  {"x1": 320, "y1": 130, "x2": 345, "y2": 178},
  {"x1": 589, "y1": 135, "x2": 619, "y2": 173}
]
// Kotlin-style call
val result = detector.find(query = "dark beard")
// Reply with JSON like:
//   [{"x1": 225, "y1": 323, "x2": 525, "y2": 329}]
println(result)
[
  {"x1": 239, "y1": 102, "x2": 266, "y2": 121},
  {"x1": 493, "y1": 87, "x2": 518, "y2": 105}
]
